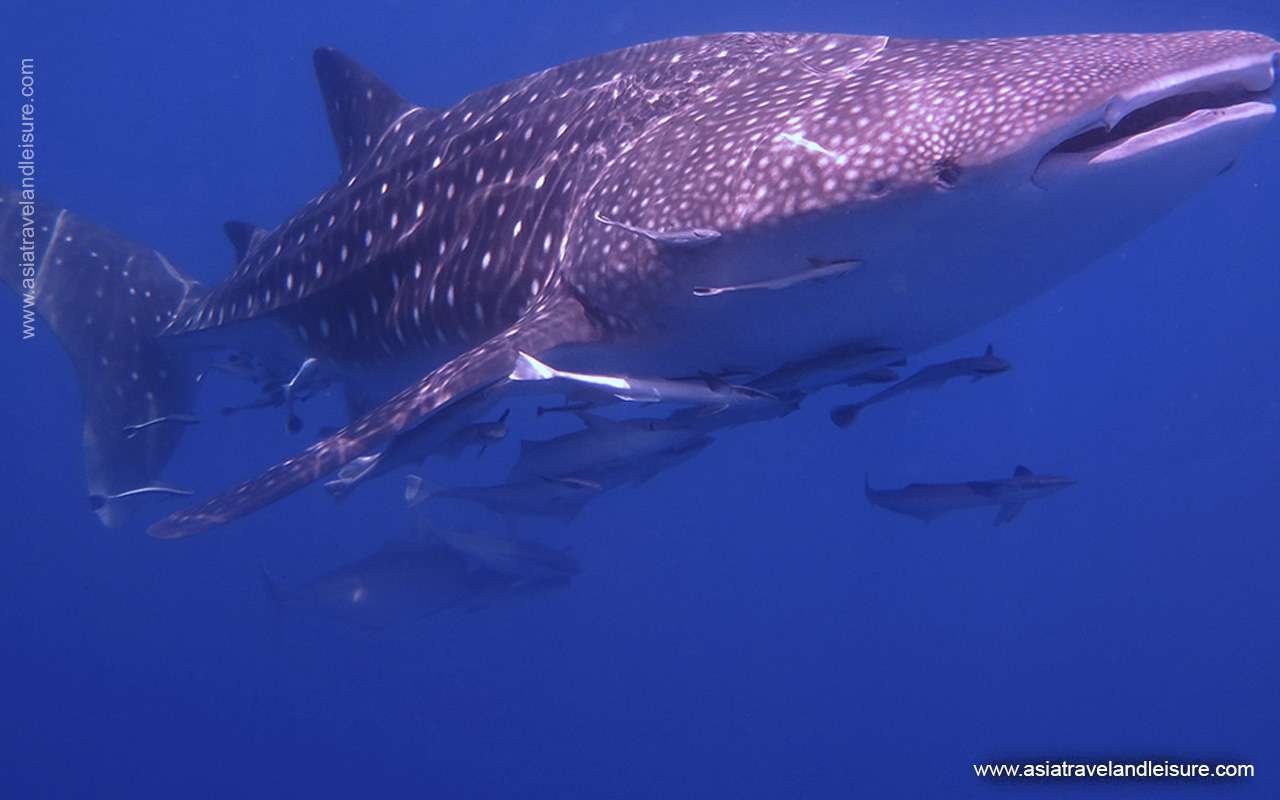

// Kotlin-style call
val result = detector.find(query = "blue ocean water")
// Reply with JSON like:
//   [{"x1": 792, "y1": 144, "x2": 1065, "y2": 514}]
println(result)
[{"x1": 2, "y1": 1, "x2": 1277, "y2": 797}]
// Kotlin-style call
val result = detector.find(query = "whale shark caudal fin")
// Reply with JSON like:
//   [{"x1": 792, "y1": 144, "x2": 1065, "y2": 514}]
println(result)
[
  {"x1": 149, "y1": 289, "x2": 601, "y2": 539},
  {"x1": 0, "y1": 189, "x2": 205, "y2": 527}
]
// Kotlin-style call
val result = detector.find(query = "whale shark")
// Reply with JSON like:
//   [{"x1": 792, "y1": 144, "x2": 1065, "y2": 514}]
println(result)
[{"x1": 1, "y1": 31, "x2": 1276, "y2": 536}]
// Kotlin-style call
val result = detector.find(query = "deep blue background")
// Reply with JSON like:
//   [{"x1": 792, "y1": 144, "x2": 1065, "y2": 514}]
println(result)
[{"x1": 2, "y1": 2, "x2": 1277, "y2": 797}]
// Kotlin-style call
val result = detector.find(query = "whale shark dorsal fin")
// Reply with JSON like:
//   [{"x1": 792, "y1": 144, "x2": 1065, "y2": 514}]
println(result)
[
  {"x1": 222, "y1": 220, "x2": 268, "y2": 265},
  {"x1": 313, "y1": 47, "x2": 422, "y2": 176},
  {"x1": 1013, "y1": 465, "x2": 1033, "y2": 477}
]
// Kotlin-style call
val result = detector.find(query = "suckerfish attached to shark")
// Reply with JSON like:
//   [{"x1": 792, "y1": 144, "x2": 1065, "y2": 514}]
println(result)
[
  {"x1": 865, "y1": 466, "x2": 1076, "y2": 525},
  {"x1": 1, "y1": 30, "x2": 1276, "y2": 535},
  {"x1": 323, "y1": 387, "x2": 504, "y2": 499},
  {"x1": 509, "y1": 351, "x2": 785, "y2": 413}
]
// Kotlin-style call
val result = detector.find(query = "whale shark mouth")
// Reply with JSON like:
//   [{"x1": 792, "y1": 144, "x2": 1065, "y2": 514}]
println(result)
[
  {"x1": 1046, "y1": 86, "x2": 1274, "y2": 157},
  {"x1": 1035, "y1": 53, "x2": 1277, "y2": 177}
]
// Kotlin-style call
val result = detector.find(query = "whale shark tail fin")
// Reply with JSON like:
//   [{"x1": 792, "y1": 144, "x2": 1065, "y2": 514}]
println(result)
[{"x1": 1, "y1": 189, "x2": 205, "y2": 527}]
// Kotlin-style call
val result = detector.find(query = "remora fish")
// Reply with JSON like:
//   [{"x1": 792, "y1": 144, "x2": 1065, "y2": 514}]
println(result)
[
  {"x1": 121, "y1": 414, "x2": 201, "y2": 439},
  {"x1": 865, "y1": 466, "x2": 1076, "y2": 525},
  {"x1": 424, "y1": 524, "x2": 580, "y2": 586},
  {"x1": 509, "y1": 351, "x2": 783, "y2": 413},
  {"x1": 830, "y1": 345, "x2": 1010, "y2": 428},
  {"x1": 404, "y1": 473, "x2": 606, "y2": 522},
  {"x1": 405, "y1": 434, "x2": 713, "y2": 519},
  {"x1": 263, "y1": 532, "x2": 577, "y2": 630},
  {"x1": 436, "y1": 408, "x2": 510, "y2": 458},
  {"x1": 508, "y1": 412, "x2": 709, "y2": 481},
  {"x1": 747, "y1": 342, "x2": 904, "y2": 396},
  {"x1": 322, "y1": 387, "x2": 503, "y2": 499},
  {"x1": 1, "y1": 31, "x2": 1273, "y2": 534}
]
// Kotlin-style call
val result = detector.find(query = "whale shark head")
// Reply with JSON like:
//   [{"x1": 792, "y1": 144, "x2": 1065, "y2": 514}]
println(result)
[{"x1": 565, "y1": 31, "x2": 1278, "y2": 371}]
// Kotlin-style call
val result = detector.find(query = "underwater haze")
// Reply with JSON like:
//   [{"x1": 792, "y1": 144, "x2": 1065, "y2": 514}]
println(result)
[{"x1": 2, "y1": 0, "x2": 1278, "y2": 797}]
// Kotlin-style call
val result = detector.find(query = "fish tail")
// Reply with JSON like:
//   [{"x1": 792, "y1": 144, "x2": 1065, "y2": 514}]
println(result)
[
  {"x1": 2, "y1": 188, "x2": 205, "y2": 527},
  {"x1": 322, "y1": 476, "x2": 353, "y2": 501},
  {"x1": 404, "y1": 473, "x2": 440, "y2": 507},
  {"x1": 508, "y1": 351, "x2": 557, "y2": 382},
  {"x1": 830, "y1": 403, "x2": 862, "y2": 428}
]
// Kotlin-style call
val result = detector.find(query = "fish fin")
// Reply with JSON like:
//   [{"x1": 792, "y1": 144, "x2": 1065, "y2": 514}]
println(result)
[
  {"x1": 731, "y1": 384, "x2": 779, "y2": 400},
  {"x1": 222, "y1": 220, "x2": 268, "y2": 265},
  {"x1": 322, "y1": 453, "x2": 382, "y2": 501},
  {"x1": 508, "y1": 351, "x2": 559, "y2": 382},
  {"x1": 698, "y1": 371, "x2": 730, "y2": 392},
  {"x1": 830, "y1": 403, "x2": 861, "y2": 428},
  {"x1": 403, "y1": 473, "x2": 439, "y2": 508},
  {"x1": 1013, "y1": 465, "x2": 1033, "y2": 478},
  {"x1": 1, "y1": 189, "x2": 204, "y2": 528},
  {"x1": 149, "y1": 291, "x2": 599, "y2": 538},
  {"x1": 541, "y1": 475, "x2": 604, "y2": 492},
  {"x1": 696, "y1": 403, "x2": 730, "y2": 417},
  {"x1": 994, "y1": 502, "x2": 1025, "y2": 526},
  {"x1": 495, "y1": 409, "x2": 511, "y2": 424},
  {"x1": 312, "y1": 47, "x2": 422, "y2": 177}
]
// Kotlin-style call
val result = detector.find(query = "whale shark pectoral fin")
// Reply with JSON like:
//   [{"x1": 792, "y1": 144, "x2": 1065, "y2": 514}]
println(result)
[{"x1": 148, "y1": 291, "x2": 600, "y2": 539}]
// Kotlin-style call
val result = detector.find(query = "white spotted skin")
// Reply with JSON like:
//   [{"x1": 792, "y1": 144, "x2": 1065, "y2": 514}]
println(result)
[
  {"x1": 555, "y1": 31, "x2": 1279, "y2": 375},
  {"x1": 154, "y1": 31, "x2": 1275, "y2": 388}
]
